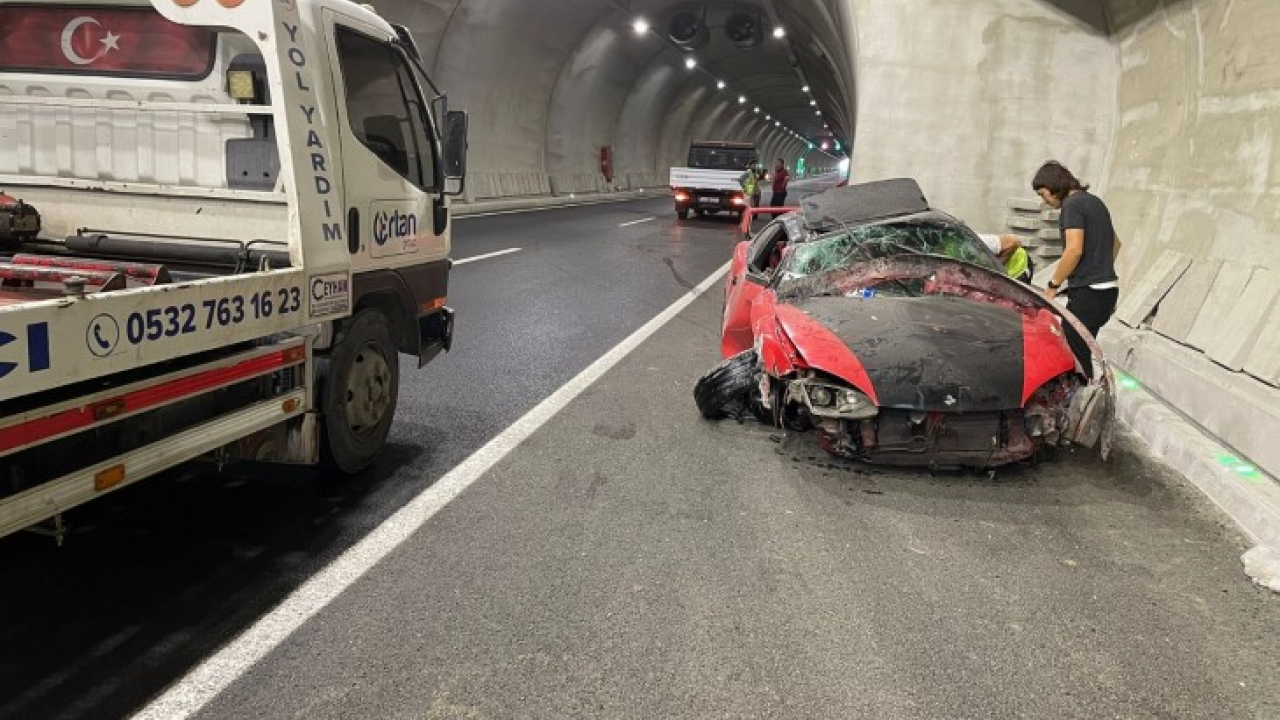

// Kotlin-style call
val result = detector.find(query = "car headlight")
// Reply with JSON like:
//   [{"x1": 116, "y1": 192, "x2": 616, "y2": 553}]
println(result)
[
  {"x1": 835, "y1": 388, "x2": 875, "y2": 417},
  {"x1": 797, "y1": 379, "x2": 877, "y2": 419},
  {"x1": 809, "y1": 385, "x2": 834, "y2": 406}
]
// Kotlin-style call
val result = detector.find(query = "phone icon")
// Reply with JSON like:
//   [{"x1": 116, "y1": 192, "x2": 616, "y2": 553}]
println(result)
[
  {"x1": 87, "y1": 314, "x2": 119, "y2": 357},
  {"x1": 93, "y1": 322, "x2": 111, "y2": 350}
]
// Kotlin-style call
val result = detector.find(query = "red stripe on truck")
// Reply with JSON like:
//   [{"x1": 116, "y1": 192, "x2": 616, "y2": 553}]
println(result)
[{"x1": 0, "y1": 347, "x2": 303, "y2": 456}]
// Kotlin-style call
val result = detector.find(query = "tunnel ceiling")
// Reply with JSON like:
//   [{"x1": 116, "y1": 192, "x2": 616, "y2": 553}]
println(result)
[
  {"x1": 614, "y1": 0, "x2": 851, "y2": 150},
  {"x1": 387, "y1": 0, "x2": 853, "y2": 177}
]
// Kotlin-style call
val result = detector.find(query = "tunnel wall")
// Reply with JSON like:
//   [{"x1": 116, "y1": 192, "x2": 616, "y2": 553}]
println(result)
[
  {"x1": 1105, "y1": 0, "x2": 1277, "y2": 297},
  {"x1": 846, "y1": 0, "x2": 1117, "y2": 231},
  {"x1": 1098, "y1": 0, "x2": 1280, "y2": 477}
]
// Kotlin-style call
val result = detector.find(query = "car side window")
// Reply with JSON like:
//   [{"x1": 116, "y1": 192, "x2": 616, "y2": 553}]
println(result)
[
  {"x1": 747, "y1": 223, "x2": 783, "y2": 272},
  {"x1": 335, "y1": 28, "x2": 436, "y2": 190}
]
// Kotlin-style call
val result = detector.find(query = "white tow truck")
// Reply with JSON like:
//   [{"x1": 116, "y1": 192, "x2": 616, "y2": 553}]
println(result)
[
  {"x1": 0, "y1": 0, "x2": 468, "y2": 541},
  {"x1": 668, "y1": 140, "x2": 756, "y2": 221}
]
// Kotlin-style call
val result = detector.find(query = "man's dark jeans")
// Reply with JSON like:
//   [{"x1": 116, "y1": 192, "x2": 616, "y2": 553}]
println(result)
[
  {"x1": 1064, "y1": 286, "x2": 1119, "y2": 377},
  {"x1": 770, "y1": 192, "x2": 788, "y2": 217}
]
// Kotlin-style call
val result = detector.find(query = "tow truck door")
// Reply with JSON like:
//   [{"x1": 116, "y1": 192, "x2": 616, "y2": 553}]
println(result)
[{"x1": 322, "y1": 12, "x2": 445, "y2": 272}]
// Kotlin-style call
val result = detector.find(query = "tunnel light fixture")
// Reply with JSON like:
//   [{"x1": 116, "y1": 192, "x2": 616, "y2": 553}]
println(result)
[
  {"x1": 772, "y1": 26, "x2": 786, "y2": 39},
  {"x1": 633, "y1": 18, "x2": 649, "y2": 35},
  {"x1": 809, "y1": 99, "x2": 816, "y2": 106},
  {"x1": 738, "y1": 95, "x2": 747, "y2": 104},
  {"x1": 774, "y1": 121, "x2": 780, "y2": 126},
  {"x1": 802, "y1": 84, "x2": 810, "y2": 93},
  {"x1": 765, "y1": 114, "x2": 770, "y2": 120},
  {"x1": 716, "y1": 80, "x2": 725, "y2": 89},
  {"x1": 684, "y1": 56, "x2": 697, "y2": 69},
  {"x1": 815, "y1": 110, "x2": 821, "y2": 115}
]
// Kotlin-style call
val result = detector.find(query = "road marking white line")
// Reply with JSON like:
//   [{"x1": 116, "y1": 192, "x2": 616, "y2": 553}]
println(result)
[
  {"x1": 618, "y1": 216, "x2": 655, "y2": 227},
  {"x1": 131, "y1": 260, "x2": 733, "y2": 720},
  {"x1": 453, "y1": 247, "x2": 521, "y2": 265}
]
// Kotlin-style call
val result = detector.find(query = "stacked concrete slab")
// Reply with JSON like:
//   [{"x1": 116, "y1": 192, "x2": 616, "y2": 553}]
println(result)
[{"x1": 1003, "y1": 197, "x2": 1062, "y2": 260}]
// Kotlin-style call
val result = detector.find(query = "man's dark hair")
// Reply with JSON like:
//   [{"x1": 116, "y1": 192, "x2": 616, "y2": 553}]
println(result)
[
  {"x1": 776, "y1": 158, "x2": 784, "y2": 165},
  {"x1": 1031, "y1": 160, "x2": 1088, "y2": 200}
]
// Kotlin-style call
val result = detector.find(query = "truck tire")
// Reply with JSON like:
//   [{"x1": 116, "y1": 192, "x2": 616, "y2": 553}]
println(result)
[
  {"x1": 319, "y1": 308, "x2": 399, "y2": 474},
  {"x1": 693, "y1": 349, "x2": 757, "y2": 419},
  {"x1": 677, "y1": 207, "x2": 689, "y2": 220}
]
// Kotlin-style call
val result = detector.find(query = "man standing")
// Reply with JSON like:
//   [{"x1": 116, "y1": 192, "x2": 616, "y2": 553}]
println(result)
[
  {"x1": 1032, "y1": 160, "x2": 1122, "y2": 372},
  {"x1": 769, "y1": 158, "x2": 790, "y2": 215},
  {"x1": 738, "y1": 161, "x2": 759, "y2": 207}
]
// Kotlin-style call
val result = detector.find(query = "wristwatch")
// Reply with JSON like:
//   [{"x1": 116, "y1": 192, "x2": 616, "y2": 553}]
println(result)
[{"x1": 1047, "y1": 280, "x2": 1062, "y2": 290}]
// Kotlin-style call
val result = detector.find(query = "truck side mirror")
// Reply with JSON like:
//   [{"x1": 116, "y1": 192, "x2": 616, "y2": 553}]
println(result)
[{"x1": 441, "y1": 110, "x2": 468, "y2": 197}]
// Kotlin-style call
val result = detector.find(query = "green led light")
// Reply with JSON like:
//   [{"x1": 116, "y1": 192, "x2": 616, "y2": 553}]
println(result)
[{"x1": 1214, "y1": 452, "x2": 1241, "y2": 466}]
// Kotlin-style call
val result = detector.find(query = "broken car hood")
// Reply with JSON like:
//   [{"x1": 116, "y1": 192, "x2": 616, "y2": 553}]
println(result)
[{"x1": 779, "y1": 294, "x2": 1026, "y2": 412}]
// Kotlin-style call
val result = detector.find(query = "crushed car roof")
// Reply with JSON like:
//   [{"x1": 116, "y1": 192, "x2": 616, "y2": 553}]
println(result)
[{"x1": 800, "y1": 178, "x2": 930, "y2": 229}]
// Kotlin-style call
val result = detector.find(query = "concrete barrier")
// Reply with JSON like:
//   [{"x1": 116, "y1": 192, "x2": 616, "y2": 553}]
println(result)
[{"x1": 1100, "y1": 325, "x2": 1280, "y2": 593}]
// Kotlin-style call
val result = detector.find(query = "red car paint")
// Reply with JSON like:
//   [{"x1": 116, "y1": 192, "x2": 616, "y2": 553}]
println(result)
[
  {"x1": 771, "y1": 304, "x2": 878, "y2": 403},
  {"x1": 1020, "y1": 308, "x2": 1078, "y2": 405}
]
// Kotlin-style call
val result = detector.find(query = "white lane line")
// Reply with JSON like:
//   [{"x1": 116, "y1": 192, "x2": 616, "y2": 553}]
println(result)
[
  {"x1": 453, "y1": 247, "x2": 521, "y2": 265},
  {"x1": 618, "y1": 216, "x2": 655, "y2": 227},
  {"x1": 132, "y1": 260, "x2": 732, "y2": 720}
]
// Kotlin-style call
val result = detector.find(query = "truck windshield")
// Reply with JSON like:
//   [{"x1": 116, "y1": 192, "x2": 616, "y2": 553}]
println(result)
[{"x1": 687, "y1": 146, "x2": 757, "y2": 170}]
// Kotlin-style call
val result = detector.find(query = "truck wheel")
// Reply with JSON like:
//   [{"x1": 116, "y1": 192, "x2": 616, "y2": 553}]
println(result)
[
  {"x1": 693, "y1": 350, "x2": 757, "y2": 419},
  {"x1": 319, "y1": 308, "x2": 399, "y2": 474},
  {"x1": 677, "y1": 207, "x2": 689, "y2": 220}
]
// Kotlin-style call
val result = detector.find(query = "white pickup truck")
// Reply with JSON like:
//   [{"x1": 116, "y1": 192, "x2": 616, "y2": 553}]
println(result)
[
  {"x1": 669, "y1": 140, "x2": 757, "y2": 221},
  {"x1": 0, "y1": 0, "x2": 467, "y2": 541}
]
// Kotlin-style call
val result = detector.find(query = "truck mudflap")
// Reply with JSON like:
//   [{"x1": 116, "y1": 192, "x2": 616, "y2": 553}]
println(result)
[{"x1": 419, "y1": 306, "x2": 453, "y2": 367}]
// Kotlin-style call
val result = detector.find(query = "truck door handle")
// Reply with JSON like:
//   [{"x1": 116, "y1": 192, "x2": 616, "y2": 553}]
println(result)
[{"x1": 347, "y1": 207, "x2": 360, "y2": 254}]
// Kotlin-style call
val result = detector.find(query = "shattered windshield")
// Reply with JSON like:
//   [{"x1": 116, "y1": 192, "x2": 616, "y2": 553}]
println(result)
[{"x1": 776, "y1": 219, "x2": 1002, "y2": 283}]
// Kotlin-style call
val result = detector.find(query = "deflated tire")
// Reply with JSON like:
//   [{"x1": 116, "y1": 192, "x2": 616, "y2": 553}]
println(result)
[{"x1": 693, "y1": 349, "x2": 758, "y2": 419}]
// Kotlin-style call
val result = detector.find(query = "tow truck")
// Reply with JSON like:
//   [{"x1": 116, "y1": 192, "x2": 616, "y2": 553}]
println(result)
[
  {"x1": 669, "y1": 140, "x2": 755, "y2": 221},
  {"x1": 0, "y1": 0, "x2": 468, "y2": 541}
]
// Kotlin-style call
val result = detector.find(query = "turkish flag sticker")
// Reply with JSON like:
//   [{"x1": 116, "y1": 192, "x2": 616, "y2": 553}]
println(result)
[{"x1": 0, "y1": 5, "x2": 215, "y2": 79}]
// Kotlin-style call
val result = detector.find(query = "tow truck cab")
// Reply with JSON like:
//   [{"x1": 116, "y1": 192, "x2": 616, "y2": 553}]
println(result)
[{"x1": 0, "y1": 0, "x2": 468, "y2": 540}]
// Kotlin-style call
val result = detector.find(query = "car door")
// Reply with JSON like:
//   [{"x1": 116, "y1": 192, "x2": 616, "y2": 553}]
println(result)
[{"x1": 721, "y1": 221, "x2": 784, "y2": 357}]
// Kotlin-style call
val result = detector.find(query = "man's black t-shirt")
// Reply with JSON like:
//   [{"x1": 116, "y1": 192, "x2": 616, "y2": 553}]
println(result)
[{"x1": 1059, "y1": 191, "x2": 1117, "y2": 287}]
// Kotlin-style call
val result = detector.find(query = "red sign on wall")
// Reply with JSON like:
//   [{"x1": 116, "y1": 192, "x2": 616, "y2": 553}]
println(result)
[{"x1": 600, "y1": 146, "x2": 613, "y2": 183}]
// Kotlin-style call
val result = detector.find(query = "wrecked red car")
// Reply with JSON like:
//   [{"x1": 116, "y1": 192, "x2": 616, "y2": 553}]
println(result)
[{"x1": 695, "y1": 179, "x2": 1114, "y2": 468}]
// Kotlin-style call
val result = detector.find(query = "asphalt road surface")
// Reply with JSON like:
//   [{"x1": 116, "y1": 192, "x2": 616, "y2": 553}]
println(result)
[{"x1": 2, "y1": 187, "x2": 1277, "y2": 719}]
